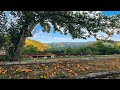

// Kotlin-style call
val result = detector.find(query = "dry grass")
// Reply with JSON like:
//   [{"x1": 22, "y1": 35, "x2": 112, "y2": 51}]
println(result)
[{"x1": 0, "y1": 57, "x2": 120, "y2": 79}]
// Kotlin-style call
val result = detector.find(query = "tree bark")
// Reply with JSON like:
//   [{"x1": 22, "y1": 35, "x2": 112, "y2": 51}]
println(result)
[
  {"x1": 12, "y1": 32, "x2": 26, "y2": 61},
  {"x1": 11, "y1": 22, "x2": 39, "y2": 61}
]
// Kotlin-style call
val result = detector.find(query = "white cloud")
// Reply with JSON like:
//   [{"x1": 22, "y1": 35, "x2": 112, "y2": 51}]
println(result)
[
  {"x1": 28, "y1": 29, "x2": 97, "y2": 43},
  {"x1": 52, "y1": 37, "x2": 72, "y2": 41},
  {"x1": 30, "y1": 32, "x2": 71, "y2": 42}
]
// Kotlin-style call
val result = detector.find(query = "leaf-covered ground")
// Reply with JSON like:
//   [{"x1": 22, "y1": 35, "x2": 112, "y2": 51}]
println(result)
[{"x1": 0, "y1": 57, "x2": 120, "y2": 79}]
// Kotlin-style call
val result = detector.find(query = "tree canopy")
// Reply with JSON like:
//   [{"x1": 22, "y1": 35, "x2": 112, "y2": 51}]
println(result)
[{"x1": 6, "y1": 11, "x2": 120, "y2": 39}]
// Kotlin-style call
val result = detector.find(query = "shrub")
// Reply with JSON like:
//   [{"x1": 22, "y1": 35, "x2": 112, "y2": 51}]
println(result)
[{"x1": 23, "y1": 45, "x2": 38, "y2": 54}]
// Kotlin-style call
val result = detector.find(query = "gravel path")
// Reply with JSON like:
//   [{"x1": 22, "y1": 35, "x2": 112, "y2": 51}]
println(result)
[{"x1": 0, "y1": 55, "x2": 120, "y2": 66}]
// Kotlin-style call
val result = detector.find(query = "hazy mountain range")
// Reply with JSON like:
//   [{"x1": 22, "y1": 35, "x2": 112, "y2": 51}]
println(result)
[
  {"x1": 26, "y1": 39, "x2": 120, "y2": 51},
  {"x1": 45, "y1": 41, "x2": 95, "y2": 48}
]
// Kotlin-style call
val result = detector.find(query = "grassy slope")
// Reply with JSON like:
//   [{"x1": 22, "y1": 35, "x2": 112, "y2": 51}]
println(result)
[
  {"x1": 116, "y1": 42, "x2": 120, "y2": 47},
  {"x1": 25, "y1": 39, "x2": 51, "y2": 52}
]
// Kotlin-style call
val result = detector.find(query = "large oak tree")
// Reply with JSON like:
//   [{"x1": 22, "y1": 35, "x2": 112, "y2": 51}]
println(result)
[{"x1": 1, "y1": 11, "x2": 120, "y2": 61}]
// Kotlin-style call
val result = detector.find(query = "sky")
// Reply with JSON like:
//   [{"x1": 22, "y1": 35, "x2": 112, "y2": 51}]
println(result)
[{"x1": 28, "y1": 11, "x2": 120, "y2": 43}]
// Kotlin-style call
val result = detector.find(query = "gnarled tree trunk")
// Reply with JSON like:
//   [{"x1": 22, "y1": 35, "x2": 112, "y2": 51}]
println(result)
[
  {"x1": 11, "y1": 22, "x2": 38, "y2": 61},
  {"x1": 12, "y1": 31, "x2": 27, "y2": 61}
]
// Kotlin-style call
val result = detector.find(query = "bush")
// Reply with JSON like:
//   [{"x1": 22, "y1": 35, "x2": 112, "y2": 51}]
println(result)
[
  {"x1": 23, "y1": 45, "x2": 38, "y2": 54},
  {"x1": 0, "y1": 55, "x2": 12, "y2": 61}
]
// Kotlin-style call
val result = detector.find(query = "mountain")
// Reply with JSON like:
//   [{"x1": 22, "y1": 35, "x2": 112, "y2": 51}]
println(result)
[
  {"x1": 25, "y1": 39, "x2": 51, "y2": 51},
  {"x1": 45, "y1": 41, "x2": 95, "y2": 48}
]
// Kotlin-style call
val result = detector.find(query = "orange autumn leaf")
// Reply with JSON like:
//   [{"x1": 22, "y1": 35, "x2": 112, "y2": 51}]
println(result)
[
  {"x1": 53, "y1": 63, "x2": 56, "y2": 66},
  {"x1": 53, "y1": 72, "x2": 56, "y2": 74},
  {"x1": 54, "y1": 67, "x2": 56, "y2": 70},
  {"x1": 21, "y1": 69, "x2": 32, "y2": 72},
  {"x1": 77, "y1": 64, "x2": 80, "y2": 68},
  {"x1": 85, "y1": 67, "x2": 89, "y2": 70},
  {"x1": 56, "y1": 66, "x2": 59, "y2": 68},
  {"x1": 40, "y1": 76, "x2": 44, "y2": 78},
  {"x1": 68, "y1": 70, "x2": 73, "y2": 73},
  {"x1": 75, "y1": 73, "x2": 77, "y2": 76}
]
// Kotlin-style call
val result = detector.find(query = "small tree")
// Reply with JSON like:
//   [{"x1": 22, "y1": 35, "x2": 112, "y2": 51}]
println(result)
[
  {"x1": 23, "y1": 45, "x2": 38, "y2": 55},
  {"x1": 65, "y1": 46, "x2": 74, "y2": 54}
]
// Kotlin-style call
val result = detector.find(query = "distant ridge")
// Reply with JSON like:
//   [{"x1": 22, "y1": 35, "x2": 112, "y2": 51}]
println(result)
[{"x1": 45, "y1": 41, "x2": 95, "y2": 48}]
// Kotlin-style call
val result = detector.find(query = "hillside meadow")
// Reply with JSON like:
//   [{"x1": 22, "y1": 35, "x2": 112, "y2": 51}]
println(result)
[{"x1": 25, "y1": 39, "x2": 51, "y2": 52}]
